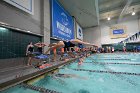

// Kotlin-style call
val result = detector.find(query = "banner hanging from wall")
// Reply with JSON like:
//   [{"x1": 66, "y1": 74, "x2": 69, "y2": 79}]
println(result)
[
  {"x1": 51, "y1": 0, "x2": 74, "y2": 41},
  {"x1": 110, "y1": 25, "x2": 127, "y2": 39},
  {"x1": 76, "y1": 22, "x2": 83, "y2": 40},
  {"x1": 4, "y1": 0, "x2": 34, "y2": 15}
]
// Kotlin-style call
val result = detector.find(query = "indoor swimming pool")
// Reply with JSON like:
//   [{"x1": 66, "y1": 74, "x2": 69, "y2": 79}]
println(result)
[{"x1": 2, "y1": 53, "x2": 140, "y2": 93}]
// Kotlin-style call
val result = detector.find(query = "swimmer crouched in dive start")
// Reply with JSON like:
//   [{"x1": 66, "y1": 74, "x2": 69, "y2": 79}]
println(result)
[
  {"x1": 34, "y1": 41, "x2": 46, "y2": 54},
  {"x1": 45, "y1": 39, "x2": 97, "y2": 61}
]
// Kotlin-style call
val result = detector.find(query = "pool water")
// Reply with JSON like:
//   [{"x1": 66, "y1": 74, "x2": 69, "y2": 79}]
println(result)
[
  {"x1": 2, "y1": 53, "x2": 140, "y2": 93},
  {"x1": 1, "y1": 85, "x2": 39, "y2": 93}
]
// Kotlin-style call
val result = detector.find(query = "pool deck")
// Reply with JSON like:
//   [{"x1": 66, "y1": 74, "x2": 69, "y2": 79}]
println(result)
[{"x1": 0, "y1": 58, "x2": 78, "y2": 91}]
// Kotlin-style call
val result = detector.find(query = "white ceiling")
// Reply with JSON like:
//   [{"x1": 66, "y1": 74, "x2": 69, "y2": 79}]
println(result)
[
  {"x1": 99, "y1": 0, "x2": 140, "y2": 21},
  {"x1": 58, "y1": 0, "x2": 98, "y2": 28},
  {"x1": 58, "y1": 0, "x2": 140, "y2": 28}
]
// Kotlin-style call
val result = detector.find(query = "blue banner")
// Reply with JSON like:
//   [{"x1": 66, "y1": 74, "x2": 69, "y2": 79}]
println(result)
[
  {"x1": 51, "y1": 0, "x2": 74, "y2": 41},
  {"x1": 76, "y1": 22, "x2": 83, "y2": 40},
  {"x1": 113, "y1": 29, "x2": 124, "y2": 34}
]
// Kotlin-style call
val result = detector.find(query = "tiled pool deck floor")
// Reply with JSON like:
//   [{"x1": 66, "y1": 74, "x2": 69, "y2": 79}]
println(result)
[{"x1": 0, "y1": 57, "x2": 77, "y2": 91}]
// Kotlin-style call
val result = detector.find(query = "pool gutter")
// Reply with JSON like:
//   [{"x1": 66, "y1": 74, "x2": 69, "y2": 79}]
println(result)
[{"x1": 0, "y1": 58, "x2": 78, "y2": 91}]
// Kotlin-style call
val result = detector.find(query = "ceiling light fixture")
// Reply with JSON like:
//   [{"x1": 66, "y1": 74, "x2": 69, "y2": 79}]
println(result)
[
  {"x1": 132, "y1": 8, "x2": 135, "y2": 15},
  {"x1": 107, "y1": 17, "x2": 110, "y2": 20},
  {"x1": 107, "y1": 14, "x2": 111, "y2": 20}
]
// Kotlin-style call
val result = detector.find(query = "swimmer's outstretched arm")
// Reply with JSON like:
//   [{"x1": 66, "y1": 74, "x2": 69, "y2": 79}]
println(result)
[
  {"x1": 34, "y1": 42, "x2": 40, "y2": 46},
  {"x1": 34, "y1": 42, "x2": 46, "y2": 47},
  {"x1": 45, "y1": 41, "x2": 64, "y2": 59},
  {"x1": 41, "y1": 43, "x2": 47, "y2": 47},
  {"x1": 70, "y1": 39, "x2": 97, "y2": 46},
  {"x1": 48, "y1": 43, "x2": 57, "y2": 47}
]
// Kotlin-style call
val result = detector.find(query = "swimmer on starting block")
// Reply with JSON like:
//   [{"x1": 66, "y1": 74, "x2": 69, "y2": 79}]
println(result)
[
  {"x1": 26, "y1": 42, "x2": 34, "y2": 66},
  {"x1": 45, "y1": 39, "x2": 96, "y2": 61},
  {"x1": 34, "y1": 41, "x2": 46, "y2": 54}
]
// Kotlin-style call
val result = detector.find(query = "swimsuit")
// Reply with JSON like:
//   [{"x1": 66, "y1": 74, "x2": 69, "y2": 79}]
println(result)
[
  {"x1": 78, "y1": 43, "x2": 84, "y2": 49},
  {"x1": 28, "y1": 46, "x2": 34, "y2": 52},
  {"x1": 37, "y1": 47, "x2": 43, "y2": 54},
  {"x1": 63, "y1": 41, "x2": 75, "y2": 51},
  {"x1": 27, "y1": 46, "x2": 34, "y2": 56}
]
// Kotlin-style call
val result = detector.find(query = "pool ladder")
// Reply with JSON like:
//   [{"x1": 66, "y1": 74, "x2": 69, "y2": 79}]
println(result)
[{"x1": 21, "y1": 83, "x2": 61, "y2": 93}]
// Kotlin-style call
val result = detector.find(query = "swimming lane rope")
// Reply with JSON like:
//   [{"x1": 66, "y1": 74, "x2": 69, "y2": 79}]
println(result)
[
  {"x1": 83, "y1": 62, "x2": 140, "y2": 65},
  {"x1": 87, "y1": 58, "x2": 131, "y2": 60},
  {"x1": 21, "y1": 83, "x2": 61, "y2": 93},
  {"x1": 71, "y1": 69, "x2": 140, "y2": 76}
]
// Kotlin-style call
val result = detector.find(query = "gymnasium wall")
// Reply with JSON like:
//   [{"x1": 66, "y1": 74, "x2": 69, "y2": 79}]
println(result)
[
  {"x1": 83, "y1": 15, "x2": 140, "y2": 46},
  {"x1": 0, "y1": 27, "x2": 41, "y2": 59},
  {"x1": 101, "y1": 15, "x2": 139, "y2": 44},
  {"x1": 0, "y1": 0, "x2": 51, "y2": 52},
  {"x1": 0, "y1": 0, "x2": 42, "y2": 35},
  {"x1": 0, "y1": 0, "x2": 51, "y2": 68},
  {"x1": 83, "y1": 26, "x2": 101, "y2": 47}
]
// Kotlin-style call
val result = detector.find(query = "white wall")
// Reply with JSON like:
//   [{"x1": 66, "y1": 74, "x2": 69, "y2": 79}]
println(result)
[
  {"x1": 100, "y1": 16, "x2": 139, "y2": 44},
  {"x1": 83, "y1": 15, "x2": 140, "y2": 46},
  {"x1": 0, "y1": 0, "x2": 42, "y2": 34},
  {"x1": 83, "y1": 26, "x2": 101, "y2": 46},
  {"x1": 0, "y1": 0, "x2": 51, "y2": 53},
  {"x1": 138, "y1": 14, "x2": 140, "y2": 31}
]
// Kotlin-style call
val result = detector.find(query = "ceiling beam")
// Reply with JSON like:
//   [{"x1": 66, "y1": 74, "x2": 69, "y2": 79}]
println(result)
[
  {"x1": 95, "y1": 0, "x2": 100, "y2": 25},
  {"x1": 99, "y1": 0, "x2": 126, "y2": 13},
  {"x1": 117, "y1": 0, "x2": 133, "y2": 23},
  {"x1": 100, "y1": 0, "x2": 140, "y2": 14},
  {"x1": 100, "y1": 11, "x2": 140, "y2": 22},
  {"x1": 99, "y1": 3, "x2": 140, "y2": 20},
  {"x1": 83, "y1": 25, "x2": 98, "y2": 29},
  {"x1": 100, "y1": 6, "x2": 123, "y2": 14}
]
